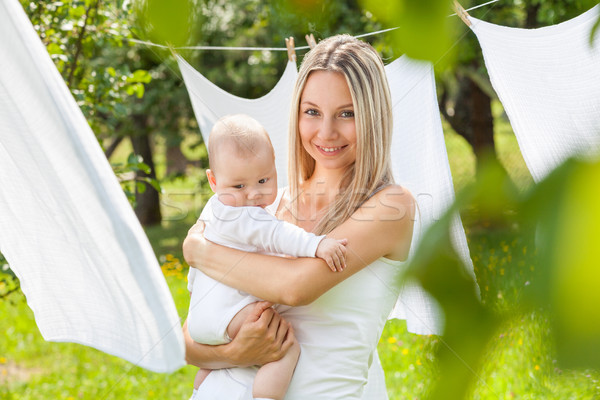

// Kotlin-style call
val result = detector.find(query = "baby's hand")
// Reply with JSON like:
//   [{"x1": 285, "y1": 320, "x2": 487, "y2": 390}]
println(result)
[{"x1": 316, "y1": 238, "x2": 348, "y2": 272}]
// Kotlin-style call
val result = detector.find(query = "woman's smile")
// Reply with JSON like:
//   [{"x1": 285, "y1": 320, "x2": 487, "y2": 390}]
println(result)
[{"x1": 315, "y1": 144, "x2": 348, "y2": 154}]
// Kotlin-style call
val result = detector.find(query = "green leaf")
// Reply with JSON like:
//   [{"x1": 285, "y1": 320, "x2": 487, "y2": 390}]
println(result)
[
  {"x1": 532, "y1": 159, "x2": 600, "y2": 369},
  {"x1": 46, "y1": 42, "x2": 63, "y2": 55},
  {"x1": 360, "y1": 0, "x2": 457, "y2": 65},
  {"x1": 128, "y1": 69, "x2": 152, "y2": 84},
  {"x1": 136, "y1": 162, "x2": 151, "y2": 174},
  {"x1": 136, "y1": 181, "x2": 147, "y2": 194},
  {"x1": 140, "y1": 177, "x2": 162, "y2": 192},
  {"x1": 127, "y1": 153, "x2": 142, "y2": 165},
  {"x1": 139, "y1": 0, "x2": 192, "y2": 46},
  {"x1": 133, "y1": 83, "x2": 145, "y2": 98},
  {"x1": 69, "y1": 5, "x2": 86, "y2": 19}
]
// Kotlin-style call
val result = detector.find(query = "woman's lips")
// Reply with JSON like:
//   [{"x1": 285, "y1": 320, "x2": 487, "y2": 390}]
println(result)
[{"x1": 315, "y1": 144, "x2": 347, "y2": 155}]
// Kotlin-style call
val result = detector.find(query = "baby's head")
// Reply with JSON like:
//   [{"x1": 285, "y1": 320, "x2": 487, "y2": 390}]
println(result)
[{"x1": 206, "y1": 114, "x2": 278, "y2": 208}]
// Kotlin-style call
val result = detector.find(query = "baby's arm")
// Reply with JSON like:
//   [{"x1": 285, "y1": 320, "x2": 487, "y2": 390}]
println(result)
[
  {"x1": 315, "y1": 238, "x2": 348, "y2": 272},
  {"x1": 208, "y1": 203, "x2": 324, "y2": 257}
]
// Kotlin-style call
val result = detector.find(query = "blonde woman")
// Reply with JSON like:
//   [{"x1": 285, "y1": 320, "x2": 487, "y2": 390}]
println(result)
[{"x1": 183, "y1": 34, "x2": 416, "y2": 400}]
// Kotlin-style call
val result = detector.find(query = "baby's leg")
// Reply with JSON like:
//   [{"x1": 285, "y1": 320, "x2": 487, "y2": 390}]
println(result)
[
  {"x1": 226, "y1": 302, "x2": 257, "y2": 340},
  {"x1": 252, "y1": 340, "x2": 301, "y2": 400},
  {"x1": 191, "y1": 304, "x2": 256, "y2": 392},
  {"x1": 193, "y1": 368, "x2": 212, "y2": 389}
]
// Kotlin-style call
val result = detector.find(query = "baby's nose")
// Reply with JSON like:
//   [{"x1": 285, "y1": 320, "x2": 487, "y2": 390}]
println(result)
[{"x1": 247, "y1": 188, "x2": 262, "y2": 200}]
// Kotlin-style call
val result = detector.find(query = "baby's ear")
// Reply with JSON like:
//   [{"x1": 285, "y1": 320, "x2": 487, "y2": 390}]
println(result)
[{"x1": 206, "y1": 169, "x2": 217, "y2": 192}]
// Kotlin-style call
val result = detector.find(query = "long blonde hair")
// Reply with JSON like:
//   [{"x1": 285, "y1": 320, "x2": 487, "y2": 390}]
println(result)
[{"x1": 288, "y1": 34, "x2": 394, "y2": 235}]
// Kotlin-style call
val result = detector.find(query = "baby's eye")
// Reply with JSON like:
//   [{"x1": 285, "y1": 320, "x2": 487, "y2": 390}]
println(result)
[
  {"x1": 258, "y1": 178, "x2": 268, "y2": 184},
  {"x1": 233, "y1": 184, "x2": 245, "y2": 189},
  {"x1": 340, "y1": 110, "x2": 354, "y2": 118}
]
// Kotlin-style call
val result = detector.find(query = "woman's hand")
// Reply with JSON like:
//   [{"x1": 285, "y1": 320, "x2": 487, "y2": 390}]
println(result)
[
  {"x1": 182, "y1": 301, "x2": 296, "y2": 369},
  {"x1": 226, "y1": 301, "x2": 296, "y2": 367},
  {"x1": 182, "y1": 220, "x2": 207, "y2": 269}
]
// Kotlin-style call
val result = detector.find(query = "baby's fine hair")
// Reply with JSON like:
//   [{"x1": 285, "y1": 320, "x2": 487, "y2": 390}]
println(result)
[{"x1": 208, "y1": 114, "x2": 274, "y2": 172}]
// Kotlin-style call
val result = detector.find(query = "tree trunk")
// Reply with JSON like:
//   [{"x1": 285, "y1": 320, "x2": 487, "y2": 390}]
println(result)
[
  {"x1": 470, "y1": 78, "x2": 496, "y2": 173},
  {"x1": 440, "y1": 70, "x2": 497, "y2": 175},
  {"x1": 166, "y1": 143, "x2": 188, "y2": 176},
  {"x1": 525, "y1": 2, "x2": 541, "y2": 28},
  {"x1": 130, "y1": 120, "x2": 161, "y2": 226}
]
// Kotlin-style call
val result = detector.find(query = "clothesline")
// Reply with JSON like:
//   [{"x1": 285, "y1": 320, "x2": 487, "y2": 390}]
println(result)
[{"x1": 125, "y1": 0, "x2": 500, "y2": 52}]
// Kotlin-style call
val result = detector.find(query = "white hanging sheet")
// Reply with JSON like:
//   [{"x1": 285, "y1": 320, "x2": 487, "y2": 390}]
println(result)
[
  {"x1": 469, "y1": 5, "x2": 600, "y2": 182},
  {"x1": 177, "y1": 55, "x2": 297, "y2": 188},
  {"x1": 179, "y1": 55, "x2": 477, "y2": 335},
  {"x1": 385, "y1": 56, "x2": 476, "y2": 335},
  {"x1": 0, "y1": 0, "x2": 185, "y2": 372}
]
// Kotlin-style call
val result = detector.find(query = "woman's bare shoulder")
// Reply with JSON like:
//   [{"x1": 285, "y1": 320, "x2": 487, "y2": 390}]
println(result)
[{"x1": 362, "y1": 184, "x2": 416, "y2": 221}]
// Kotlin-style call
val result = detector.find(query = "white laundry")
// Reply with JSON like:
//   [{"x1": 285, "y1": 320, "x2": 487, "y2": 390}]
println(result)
[
  {"x1": 179, "y1": 54, "x2": 477, "y2": 336},
  {"x1": 177, "y1": 55, "x2": 297, "y2": 188},
  {"x1": 385, "y1": 56, "x2": 476, "y2": 334},
  {"x1": 0, "y1": 0, "x2": 184, "y2": 372},
  {"x1": 470, "y1": 5, "x2": 600, "y2": 181}
]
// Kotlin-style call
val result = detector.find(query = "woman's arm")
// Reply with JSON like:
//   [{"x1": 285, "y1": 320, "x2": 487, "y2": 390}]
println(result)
[
  {"x1": 183, "y1": 301, "x2": 296, "y2": 368},
  {"x1": 183, "y1": 185, "x2": 415, "y2": 306}
]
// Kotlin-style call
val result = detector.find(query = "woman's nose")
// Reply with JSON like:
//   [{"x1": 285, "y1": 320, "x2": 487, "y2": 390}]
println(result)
[{"x1": 318, "y1": 117, "x2": 338, "y2": 140}]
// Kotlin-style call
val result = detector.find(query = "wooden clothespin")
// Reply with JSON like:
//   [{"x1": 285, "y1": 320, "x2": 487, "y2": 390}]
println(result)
[
  {"x1": 305, "y1": 33, "x2": 317, "y2": 49},
  {"x1": 285, "y1": 37, "x2": 296, "y2": 62},
  {"x1": 453, "y1": 0, "x2": 472, "y2": 27}
]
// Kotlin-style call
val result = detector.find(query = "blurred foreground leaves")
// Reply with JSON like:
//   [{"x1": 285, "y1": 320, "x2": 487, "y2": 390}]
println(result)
[
  {"x1": 360, "y1": 0, "x2": 458, "y2": 66},
  {"x1": 406, "y1": 156, "x2": 600, "y2": 400}
]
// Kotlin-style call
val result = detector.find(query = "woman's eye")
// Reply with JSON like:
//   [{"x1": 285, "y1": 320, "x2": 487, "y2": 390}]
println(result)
[
  {"x1": 304, "y1": 109, "x2": 319, "y2": 116},
  {"x1": 258, "y1": 178, "x2": 268, "y2": 184},
  {"x1": 340, "y1": 110, "x2": 354, "y2": 118}
]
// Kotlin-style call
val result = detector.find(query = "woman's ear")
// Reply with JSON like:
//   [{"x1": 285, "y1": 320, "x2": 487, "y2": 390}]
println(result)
[{"x1": 206, "y1": 169, "x2": 217, "y2": 192}]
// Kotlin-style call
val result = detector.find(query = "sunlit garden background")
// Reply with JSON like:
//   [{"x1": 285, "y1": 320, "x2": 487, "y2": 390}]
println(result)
[{"x1": 2, "y1": 0, "x2": 600, "y2": 398}]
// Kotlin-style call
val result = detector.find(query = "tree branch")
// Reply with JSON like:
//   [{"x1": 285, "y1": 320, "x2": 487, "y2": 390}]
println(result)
[{"x1": 66, "y1": 0, "x2": 102, "y2": 88}]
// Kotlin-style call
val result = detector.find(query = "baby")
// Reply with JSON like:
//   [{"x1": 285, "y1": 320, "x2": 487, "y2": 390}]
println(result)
[{"x1": 187, "y1": 114, "x2": 347, "y2": 400}]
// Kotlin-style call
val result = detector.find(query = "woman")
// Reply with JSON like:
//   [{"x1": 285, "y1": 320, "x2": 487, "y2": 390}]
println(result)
[{"x1": 183, "y1": 34, "x2": 416, "y2": 399}]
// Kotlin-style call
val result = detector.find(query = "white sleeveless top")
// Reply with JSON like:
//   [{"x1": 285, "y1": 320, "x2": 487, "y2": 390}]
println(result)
[
  {"x1": 284, "y1": 256, "x2": 405, "y2": 399},
  {"x1": 196, "y1": 189, "x2": 406, "y2": 399},
  {"x1": 219, "y1": 256, "x2": 405, "y2": 400}
]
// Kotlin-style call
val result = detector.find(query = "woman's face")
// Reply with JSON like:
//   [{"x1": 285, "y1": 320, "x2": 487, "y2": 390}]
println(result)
[{"x1": 298, "y1": 71, "x2": 357, "y2": 173}]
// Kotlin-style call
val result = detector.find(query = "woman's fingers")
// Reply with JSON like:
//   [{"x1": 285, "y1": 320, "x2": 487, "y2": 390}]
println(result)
[
  {"x1": 275, "y1": 318, "x2": 290, "y2": 345},
  {"x1": 266, "y1": 310, "x2": 282, "y2": 341},
  {"x1": 231, "y1": 305, "x2": 290, "y2": 366},
  {"x1": 281, "y1": 324, "x2": 297, "y2": 354},
  {"x1": 250, "y1": 301, "x2": 274, "y2": 321}
]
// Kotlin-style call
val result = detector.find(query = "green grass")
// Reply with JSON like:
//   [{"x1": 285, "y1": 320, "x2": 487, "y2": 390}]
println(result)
[{"x1": 2, "y1": 110, "x2": 599, "y2": 399}]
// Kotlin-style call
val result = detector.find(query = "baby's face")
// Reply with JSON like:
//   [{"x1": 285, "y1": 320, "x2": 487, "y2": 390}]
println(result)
[{"x1": 211, "y1": 145, "x2": 278, "y2": 208}]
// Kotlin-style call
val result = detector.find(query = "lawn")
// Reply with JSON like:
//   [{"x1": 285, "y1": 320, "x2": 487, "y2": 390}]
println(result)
[{"x1": 1, "y1": 107, "x2": 599, "y2": 399}]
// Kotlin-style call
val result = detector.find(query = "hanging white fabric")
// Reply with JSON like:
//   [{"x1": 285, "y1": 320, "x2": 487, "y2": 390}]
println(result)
[
  {"x1": 177, "y1": 56, "x2": 298, "y2": 188},
  {"x1": 0, "y1": 0, "x2": 185, "y2": 372},
  {"x1": 179, "y1": 54, "x2": 477, "y2": 336},
  {"x1": 469, "y1": 5, "x2": 600, "y2": 182},
  {"x1": 385, "y1": 56, "x2": 476, "y2": 335}
]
